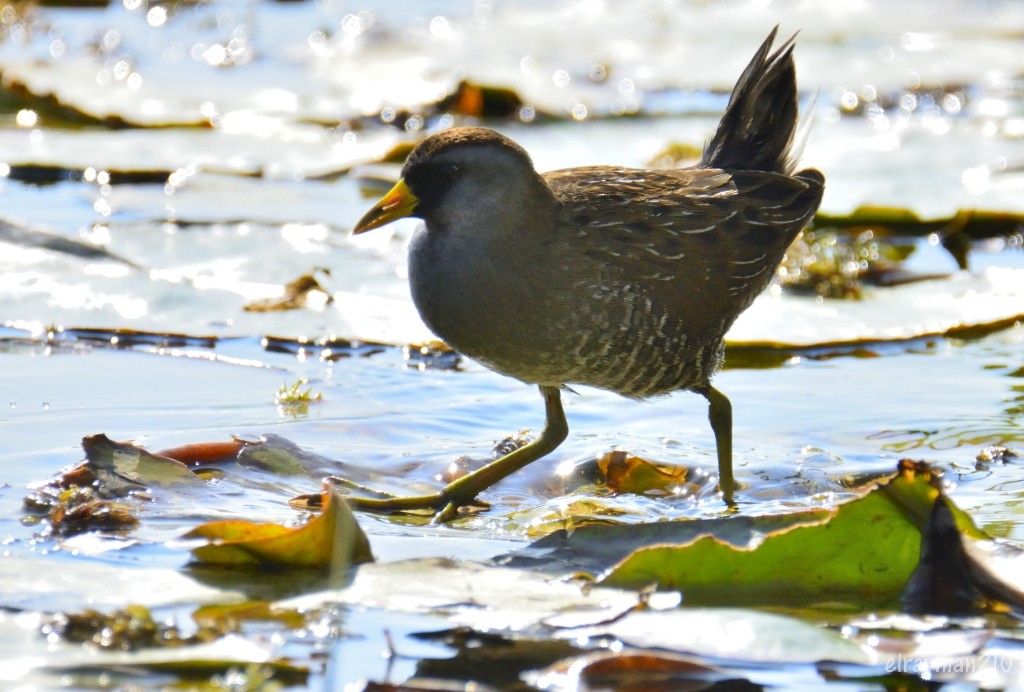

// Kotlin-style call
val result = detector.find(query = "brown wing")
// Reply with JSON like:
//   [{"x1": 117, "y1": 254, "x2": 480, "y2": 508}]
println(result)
[{"x1": 544, "y1": 164, "x2": 823, "y2": 336}]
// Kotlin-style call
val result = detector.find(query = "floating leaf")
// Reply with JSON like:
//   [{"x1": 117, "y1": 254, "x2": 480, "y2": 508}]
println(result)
[
  {"x1": 436, "y1": 79, "x2": 530, "y2": 119},
  {"x1": 47, "y1": 491, "x2": 139, "y2": 537},
  {"x1": 560, "y1": 608, "x2": 872, "y2": 665},
  {"x1": 502, "y1": 507, "x2": 831, "y2": 576},
  {"x1": 529, "y1": 650, "x2": 726, "y2": 692},
  {"x1": 157, "y1": 440, "x2": 246, "y2": 467},
  {"x1": 0, "y1": 218, "x2": 140, "y2": 266},
  {"x1": 0, "y1": 556, "x2": 236, "y2": 612},
  {"x1": 593, "y1": 460, "x2": 1024, "y2": 612},
  {"x1": 235, "y1": 433, "x2": 358, "y2": 478},
  {"x1": 192, "y1": 601, "x2": 306, "y2": 630},
  {"x1": 599, "y1": 461, "x2": 940, "y2": 603},
  {"x1": 243, "y1": 270, "x2": 333, "y2": 313},
  {"x1": 815, "y1": 204, "x2": 946, "y2": 234},
  {"x1": 24, "y1": 434, "x2": 206, "y2": 528},
  {"x1": 183, "y1": 486, "x2": 373, "y2": 571},
  {"x1": 42, "y1": 605, "x2": 222, "y2": 651},
  {"x1": 1, "y1": 607, "x2": 308, "y2": 690},
  {"x1": 728, "y1": 266, "x2": 1024, "y2": 348},
  {"x1": 283, "y1": 559, "x2": 870, "y2": 666},
  {"x1": 81, "y1": 434, "x2": 205, "y2": 491},
  {"x1": 963, "y1": 537, "x2": 1024, "y2": 610},
  {"x1": 646, "y1": 141, "x2": 704, "y2": 168},
  {"x1": 403, "y1": 339, "x2": 461, "y2": 370},
  {"x1": 596, "y1": 450, "x2": 701, "y2": 496},
  {"x1": 412, "y1": 628, "x2": 581, "y2": 689}
]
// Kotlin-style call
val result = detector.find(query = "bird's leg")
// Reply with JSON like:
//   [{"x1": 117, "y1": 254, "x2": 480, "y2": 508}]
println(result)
[
  {"x1": 698, "y1": 385, "x2": 734, "y2": 504},
  {"x1": 345, "y1": 385, "x2": 568, "y2": 521}
]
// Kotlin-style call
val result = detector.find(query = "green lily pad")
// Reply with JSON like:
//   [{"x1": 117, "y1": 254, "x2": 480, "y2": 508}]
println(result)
[{"x1": 597, "y1": 461, "x2": 996, "y2": 608}]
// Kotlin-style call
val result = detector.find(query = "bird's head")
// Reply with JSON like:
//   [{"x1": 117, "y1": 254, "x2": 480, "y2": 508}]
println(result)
[{"x1": 352, "y1": 127, "x2": 544, "y2": 236}]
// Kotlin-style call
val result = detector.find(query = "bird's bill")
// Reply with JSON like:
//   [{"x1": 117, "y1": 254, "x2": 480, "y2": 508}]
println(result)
[{"x1": 352, "y1": 179, "x2": 420, "y2": 235}]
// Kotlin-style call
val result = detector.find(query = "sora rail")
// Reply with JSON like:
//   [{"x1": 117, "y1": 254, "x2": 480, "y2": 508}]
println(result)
[{"x1": 352, "y1": 27, "x2": 824, "y2": 519}]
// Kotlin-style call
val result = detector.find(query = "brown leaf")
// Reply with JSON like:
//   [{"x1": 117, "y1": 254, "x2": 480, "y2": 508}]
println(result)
[
  {"x1": 243, "y1": 272, "x2": 332, "y2": 312},
  {"x1": 157, "y1": 440, "x2": 246, "y2": 467},
  {"x1": 597, "y1": 450, "x2": 701, "y2": 496},
  {"x1": 531, "y1": 650, "x2": 725, "y2": 691},
  {"x1": 183, "y1": 485, "x2": 373, "y2": 571}
]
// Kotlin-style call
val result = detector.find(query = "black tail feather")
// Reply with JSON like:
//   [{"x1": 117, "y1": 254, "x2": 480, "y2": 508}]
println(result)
[{"x1": 701, "y1": 26, "x2": 800, "y2": 174}]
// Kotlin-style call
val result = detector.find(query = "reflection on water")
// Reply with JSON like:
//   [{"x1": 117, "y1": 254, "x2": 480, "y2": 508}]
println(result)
[{"x1": 871, "y1": 423, "x2": 1024, "y2": 453}]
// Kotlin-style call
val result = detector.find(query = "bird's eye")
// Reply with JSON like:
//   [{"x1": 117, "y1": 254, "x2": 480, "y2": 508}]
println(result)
[{"x1": 435, "y1": 162, "x2": 460, "y2": 179}]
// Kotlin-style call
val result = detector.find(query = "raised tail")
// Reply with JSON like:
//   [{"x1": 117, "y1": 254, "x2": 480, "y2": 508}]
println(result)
[{"x1": 701, "y1": 26, "x2": 800, "y2": 175}]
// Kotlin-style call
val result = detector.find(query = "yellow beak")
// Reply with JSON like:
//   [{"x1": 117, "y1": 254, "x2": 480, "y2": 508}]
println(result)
[{"x1": 352, "y1": 179, "x2": 420, "y2": 235}]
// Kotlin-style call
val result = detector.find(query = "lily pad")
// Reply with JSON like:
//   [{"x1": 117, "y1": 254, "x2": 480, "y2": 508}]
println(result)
[
  {"x1": 729, "y1": 267, "x2": 1024, "y2": 347},
  {"x1": 596, "y1": 460, "x2": 1024, "y2": 611},
  {"x1": 559, "y1": 608, "x2": 872, "y2": 665},
  {"x1": 596, "y1": 461, "x2": 927, "y2": 599}
]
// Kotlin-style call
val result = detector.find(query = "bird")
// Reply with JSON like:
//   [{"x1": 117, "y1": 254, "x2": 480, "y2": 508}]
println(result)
[{"x1": 350, "y1": 27, "x2": 824, "y2": 519}]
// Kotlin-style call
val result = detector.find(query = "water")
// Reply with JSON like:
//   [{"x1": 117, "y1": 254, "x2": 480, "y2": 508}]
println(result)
[{"x1": 1, "y1": 0, "x2": 1024, "y2": 688}]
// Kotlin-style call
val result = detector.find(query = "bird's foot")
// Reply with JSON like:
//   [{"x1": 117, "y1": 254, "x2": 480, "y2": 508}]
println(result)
[
  {"x1": 325, "y1": 475, "x2": 490, "y2": 523},
  {"x1": 719, "y1": 480, "x2": 736, "y2": 508},
  {"x1": 325, "y1": 384, "x2": 567, "y2": 523}
]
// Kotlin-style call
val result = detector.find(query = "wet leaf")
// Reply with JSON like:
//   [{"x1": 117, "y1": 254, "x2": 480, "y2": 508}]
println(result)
[
  {"x1": 811, "y1": 207, "x2": 1024, "y2": 271},
  {"x1": 261, "y1": 334, "x2": 393, "y2": 361},
  {"x1": 411, "y1": 628, "x2": 577, "y2": 691},
  {"x1": 1, "y1": 607, "x2": 308, "y2": 690},
  {"x1": 436, "y1": 79, "x2": 530, "y2": 119},
  {"x1": 728, "y1": 266, "x2": 1024, "y2": 347},
  {"x1": 183, "y1": 486, "x2": 373, "y2": 572},
  {"x1": 41, "y1": 605, "x2": 222, "y2": 651},
  {"x1": 529, "y1": 650, "x2": 726, "y2": 692},
  {"x1": 243, "y1": 270, "x2": 333, "y2": 312},
  {"x1": 816, "y1": 206, "x2": 1024, "y2": 242},
  {"x1": 563, "y1": 608, "x2": 872, "y2": 665},
  {"x1": 157, "y1": 440, "x2": 246, "y2": 467},
  {"x1": 136, "y1": 661, "x2": 307, "y2": 690},
  {"x1": 594, "y1": 460, "x2": 1024, "y2": 612},
  {"x1": 2, "y1": 163, "x2": 172, "y2": 186},
  {"x1": 0, "y1": 556, "x2": 237, "y2": 612},
  {"x1": 598, "y1": 461, "x2": 941, "y2": 602},
  {"x1": 236, "y1": 433, "x2": 357, "y2": 478},
  {"x1": 81, "y1": 433, "x2": 205, "y2": 492},
  {"x1": 282, "y1": 557, "x2": 681, "y2": 633},
  {"x1": 646, "y1": 141, "x2": 703, "y2": 168},
  {"x1": 0, "y1": 218, "x2": 140, "y2": 267},
  {"x1": 284, "y1": 560, "x2": 870, "y2": 668},
  {"x1": 60, "y1": 327, "x2": 219, "y2": 350},
  {"x1": 47, "y1": 490, "x2": 139, "y2": 537},
  {"x1": 596, "y1": 450, "x2": 702, "y2": 496},
  {"x1": 0, "y1": 73, "x2": 182, "y2": 128},
  {"x1": 192, "y1": 601, "x2": 306, "y2": 630},
  {"x1": 779, "y1": 227, "x2": 927, "y2": 299},
  {"x1": 815, "y1": 204, "x2": 946, "y2": 233},
  {"x1": 403, "y1": 339, "x2": 462, "y2": 370},
  {"x1": 976, "y1": 445, "x2": 1021, "y2": 465},
  {"x1": 502, "y1": 508, "x2": 831, "y2": 575},
  {"x1": 963, "y1": 538, "x2": 1024, "y2": 611},
  {"x1": 25, "y1": 435, "x2": 206, "y2": 526}
]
